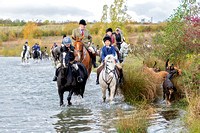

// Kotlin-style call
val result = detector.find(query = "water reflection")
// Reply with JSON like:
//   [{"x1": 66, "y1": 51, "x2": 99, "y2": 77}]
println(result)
[
  {"x1": 53, "y1": 107, "x2": 93, "y2": 132},
  {"x1": 159, "y1": 109, "x2": 180, "y2": 121}
]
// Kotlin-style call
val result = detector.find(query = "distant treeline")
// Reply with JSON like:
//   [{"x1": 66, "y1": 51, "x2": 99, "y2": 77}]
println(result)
[
  {"x1": 0, "y1": 19, "x2": 26, "y2": 26},
  {"x1": 0, "y1": 22, "x2": 166, "y2": 42}
]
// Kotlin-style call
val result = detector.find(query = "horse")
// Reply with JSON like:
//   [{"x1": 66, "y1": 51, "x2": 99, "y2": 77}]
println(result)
[
  {"x1": 41, "y1": 51, "x2": 49, "y2": 60},
  {"x1": 57, "y1": 51, "x2": 88, "y2": 106},
  {"x1": 21, "y1": 46, "x2": 30, "y2": 63},
  {"x1": 32, "y1": 50, "x2": 41, "y2": 62},
  {"x1": 99, "y1": 55, "x2": 119, "y2": 103},
  {"x1": 50, "y1": 47, "x2": 61, "y2": 66},
  {"x1": 72, "y1": 35, "x2": 93, "y2": 76},
  {"x1": 119, "y1": 42, "x2": 130, "y2": 63}
]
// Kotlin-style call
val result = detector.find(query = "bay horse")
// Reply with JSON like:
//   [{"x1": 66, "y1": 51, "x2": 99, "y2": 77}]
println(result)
[
  {"x1": 57, "y1": 51, "x2": 88, "y2": 106},
  {"x1": 72, "y1": 35, "x2": 93, "y2": 76}
]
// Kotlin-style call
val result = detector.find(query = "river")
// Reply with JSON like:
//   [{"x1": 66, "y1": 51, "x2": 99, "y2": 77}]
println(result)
[{"x1": 0, "y1": 57, "x2": 187, "y2": 133}]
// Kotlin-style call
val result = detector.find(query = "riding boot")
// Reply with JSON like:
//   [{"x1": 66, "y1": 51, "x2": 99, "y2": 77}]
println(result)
[
  {"x1": 53, "y1": 67, "x2": 60, "y2": 81},
  {"x1": 76, "y1": 69, "x2": 83, "y2": 83},
  {"x1": 23, "y1": 50, "x2": 26, "y2": 59},
  {"x1": 119, "y1": 69, "x2": 124, "y2": 84},
  {"x1": 96, "y1": 76, "x2": 99, "y2": 85},
  {"x1": 92, "y1": 53, "x2": 98, "y2": 68}
]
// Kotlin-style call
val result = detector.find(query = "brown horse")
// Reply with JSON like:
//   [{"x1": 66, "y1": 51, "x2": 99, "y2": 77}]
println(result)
[{"x1": 72, "y1": 35, "x2": 93, "y2": 76}]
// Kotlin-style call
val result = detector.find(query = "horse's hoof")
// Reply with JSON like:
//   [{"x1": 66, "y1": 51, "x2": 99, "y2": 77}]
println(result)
[
  {"x1": 110, "y1": 101, "x2": 115, "y2": 105},
  {"x1": 167, "y1": 101, "x2": 171, "y2": 105},
  {"x1": 68, "y1": 102, "x2": 72, "y2": 106}
]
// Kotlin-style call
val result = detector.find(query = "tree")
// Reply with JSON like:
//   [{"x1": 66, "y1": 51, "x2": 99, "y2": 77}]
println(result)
[{"x1": 23, "y1": 22, "x2": 38, "y2": 39}]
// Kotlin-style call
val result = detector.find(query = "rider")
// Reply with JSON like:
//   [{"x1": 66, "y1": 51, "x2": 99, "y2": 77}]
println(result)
[
  {"x1": 22, "y1": 41, "x2": 28, "y2": 58},
  {"x1": 117, "y1": 26, "x2": 125, "y2": 42},
  {"x1": 37, "y1": 43, "x2": 41, "y2": 55},
  {"x1": 52, "y1": 37, "x2": 83, "y2": 83},
  {"x1": 106, "y1": 28, "x2": 116, "y2": 47},
  {"x1": 113, "y1": 28, "x2": 123, "y2": 50},
  {"x1": 52, "y1": 42, "x2": 58, "y2": 48},
  {"x1": 32, "y1": 43, "x2": 38, "y2": 51},
  {"x1": 96, "y1": 35, "x2": 123, "y2": 85},
  {"x1": 72, "y1": 19, "x2": 98, "y2": 68}
]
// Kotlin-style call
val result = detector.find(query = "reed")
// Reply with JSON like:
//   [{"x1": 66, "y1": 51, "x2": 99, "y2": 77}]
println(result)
[{"x1": 117, "y1": 104, "x2": 155, "y2": 133}]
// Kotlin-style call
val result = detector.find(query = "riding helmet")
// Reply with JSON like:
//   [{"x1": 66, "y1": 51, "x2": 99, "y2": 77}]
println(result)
[
  {"x1": 79, "y1": 19, "x2": 87, "y2": 25},
  {"x1": 62, "y1": 37, "x2": 72, "y2": 45},
  {"x1": 25, "y1": 41, "x2": 28, "y2": 44},
  {"x1": 106, "y1": 28, "x2": 112, "y2": 33},
  {"x1": 103, "y1": 35, "x2": 112, "y2": 42}
]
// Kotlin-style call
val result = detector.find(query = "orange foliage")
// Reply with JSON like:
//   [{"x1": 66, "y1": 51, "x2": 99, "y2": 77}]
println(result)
[{"x1": 23, "y1": 22, "x2": 38, "y2": 39}]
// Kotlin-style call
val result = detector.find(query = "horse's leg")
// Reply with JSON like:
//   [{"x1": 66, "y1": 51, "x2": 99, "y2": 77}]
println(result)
[
  {"x1": 67, "y1": 89, "x2": 74, "y2": 105},
  {"x1": 101, "y1": 87, "x2": 106, "y2": 102},
  {"x1": 110, "y1": 86, "x2": 116, "y2": 103},
  {"x1": 58, "y1": 89, "x2": 64, "y2": 106}
]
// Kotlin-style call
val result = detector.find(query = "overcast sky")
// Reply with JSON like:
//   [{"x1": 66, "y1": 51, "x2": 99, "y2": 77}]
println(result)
[{"x1": 0, "y1": 0, "x2": 182, "y2": 23}]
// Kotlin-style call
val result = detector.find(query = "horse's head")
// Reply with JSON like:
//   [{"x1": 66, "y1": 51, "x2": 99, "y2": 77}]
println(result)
[
  {"x1": 72, "y1": 35, "x2": 84, "y2": 61},
  {"x1": 105, "y1": 55, "x2": 115, "y2": 70},
  {"x1": 61, "y1": 51, "x2": 70, "y2": 68},
  {"x1": 120, "y1": 42, "x2": 130, "y2": 56}
]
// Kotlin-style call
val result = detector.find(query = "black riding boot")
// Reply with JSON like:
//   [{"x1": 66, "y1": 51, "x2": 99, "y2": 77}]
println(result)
[
  {"x1": 96, "y1": 77, "x2": 99, "y2": 85},
  {"x1": 23, "y1": 50, "x2": 26, "y2": 58},
  {"x1": 92, "y1": 53, "x2": 98, "y2": 68},
  {"x1": 76, "y1": 69, "x2": 83, "y2": 83},
  {"x1": 53, "y1": 67, "x2": 60, "y2": 81},
  {"x1": 119, "y1": 69, "x2": 124, "y2": 84}
]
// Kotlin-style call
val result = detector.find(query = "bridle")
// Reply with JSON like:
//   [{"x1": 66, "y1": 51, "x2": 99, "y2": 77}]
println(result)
[
  {"x1": 102, "y1": 60, "x2": 117, "y2": 89},
  {"x1": 75, "y1": 41, "x2": 87, "y2": 63}
]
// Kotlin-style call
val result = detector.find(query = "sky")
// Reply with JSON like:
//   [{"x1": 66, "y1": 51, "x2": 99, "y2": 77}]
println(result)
[{"x1": 0, "y1": 0, "x2": 182, "y2": 23}]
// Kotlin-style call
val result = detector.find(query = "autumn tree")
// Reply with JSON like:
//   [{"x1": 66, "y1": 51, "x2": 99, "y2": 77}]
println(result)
[
  {"x1": 23, "y1": 22, "x2": 38, "y2": 39},
  {"x1": 100, "y1": 0, "x2": 131, "y2": 41}
]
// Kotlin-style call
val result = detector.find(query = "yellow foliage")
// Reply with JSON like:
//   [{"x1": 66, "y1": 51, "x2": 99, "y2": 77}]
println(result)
[
  {"x1": 23, "y1": 22, "x2": 38, "y2": 39},
  {"x1": 63, "y1": 23, "x2": 79, "y2": 35}
]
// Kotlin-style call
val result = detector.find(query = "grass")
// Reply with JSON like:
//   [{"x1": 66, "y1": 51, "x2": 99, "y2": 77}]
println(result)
[{"x1": 117, "y1": 104, "x2": 155, "y2": 133}]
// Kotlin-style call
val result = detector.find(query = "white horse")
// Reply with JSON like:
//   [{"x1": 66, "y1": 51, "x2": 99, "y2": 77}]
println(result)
[
  {"x1": 119, "y1": 42, "x2": 130, "y2": 63},
  {"x1": 99, "y1": 55, "x2": 119, "y2": 103},
  {"x1": 21, "y1": 46, "x2": 30, "y2": 63}
]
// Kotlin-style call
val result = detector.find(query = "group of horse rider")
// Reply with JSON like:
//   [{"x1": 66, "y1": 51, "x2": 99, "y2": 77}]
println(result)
[
  {"x1": 21, "y1": 19, "x2": 124, "y2": 85},
  {"x1": 52, "y1": 19, "x2": 124, "y2": 86}
]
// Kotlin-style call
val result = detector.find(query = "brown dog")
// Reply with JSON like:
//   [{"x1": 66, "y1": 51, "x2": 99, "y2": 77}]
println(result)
[{"x1": 143, "y1": 61, "x2": 169, "y2": 85}]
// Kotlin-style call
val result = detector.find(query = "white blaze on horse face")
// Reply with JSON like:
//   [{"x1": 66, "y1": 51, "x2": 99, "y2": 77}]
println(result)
[
  {"x1": 77, "y1": 44, "x2": 81, "y2": 60},
  {"x1": 63, "y1": 52, "x2": 67, "y2": 68}
]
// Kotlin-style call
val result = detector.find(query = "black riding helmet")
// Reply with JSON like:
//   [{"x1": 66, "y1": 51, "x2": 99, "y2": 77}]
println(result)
[
  {"x1": 103, "y1": 35, "x2": 112, "y2": 42},
  {"x1": 106, "y1": 28, "x2": 112, "y2": 33},
  {"x1": 79, "y1": 19, "x2": 87, "y2": 25}
]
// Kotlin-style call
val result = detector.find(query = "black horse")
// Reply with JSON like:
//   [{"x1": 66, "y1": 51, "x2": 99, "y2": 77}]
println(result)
[
  {"x1": 32, "y1": 50, "x2": 41, "y2": 60},
  {"x1": 57, "y1": 51, "x2": 88, "y2": 106}
]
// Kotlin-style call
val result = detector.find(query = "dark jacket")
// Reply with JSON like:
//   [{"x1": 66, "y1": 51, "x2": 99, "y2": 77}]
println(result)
[{"x1": 101, "y1": 45, "x2": 116, "y2": 63}]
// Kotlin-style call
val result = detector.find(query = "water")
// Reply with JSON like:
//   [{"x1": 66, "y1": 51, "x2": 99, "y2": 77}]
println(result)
[{"x1": 0, "y1": 57, "x2": 187, "y2": 133}]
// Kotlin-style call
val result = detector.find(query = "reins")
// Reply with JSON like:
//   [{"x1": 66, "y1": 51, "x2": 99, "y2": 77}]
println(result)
[{"x1": 102, "y1": 61, "x2": 116, "y2": 89}]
